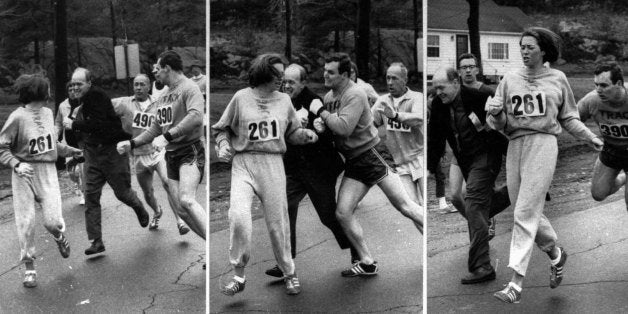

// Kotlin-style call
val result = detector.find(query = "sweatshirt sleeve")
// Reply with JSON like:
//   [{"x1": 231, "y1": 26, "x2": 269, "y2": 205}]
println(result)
[
  {"x1": 132, "y1": 116, "x2": 161, "y2": 146},
  {"x1": 397, "y1": 93, "x2": 423, "y2": 127},
  {"x1": 0, "y1": 111, "x2": 21, "y2": 168},
  {"x1": 486, "y1": 78, "x2": 508, "y2": 131},
  {"x1": 319, "y1": 91, "x2": 366, "y2": 137},
  {"x1": 371, "y1": 96, "x2": 385, "y2": 127},
  {"x1": 558, "y1": 76, "x2": 597, "y2": 142},
  {"x1": 166, "y1": 85, "x2": 204, "y2": 140},
  {"x1": 211, "y1": 92, "x2": 240, "y2": 146},
  {"x1": 56, "y1": 141, "x2": 77, "y2": 158},
  {"x1": 577, "y1": 94, "x2": 592, "y2": 122}
]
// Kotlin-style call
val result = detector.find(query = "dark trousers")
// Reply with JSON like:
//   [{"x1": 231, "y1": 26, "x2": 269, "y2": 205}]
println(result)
[
  {"x1": 286, "y1": 169, "x2": 353, "y2": 259},
  {"x1": 458, "y1": 150, "x2": 510, "y2": 272},
  {"x1": 434, "y1": 157, "x2": 446, "y2": 198},
  {"x1": 84, "y1": 143, "x2": 146, "y2": 241}
]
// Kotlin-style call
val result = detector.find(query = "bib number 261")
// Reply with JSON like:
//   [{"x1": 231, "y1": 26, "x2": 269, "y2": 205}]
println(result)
[
  {"x1": 512, "y1": 92, "x2": 546, "y2": 117},
  {"x1": 248, "y1": 119, "x2": 279, "y2": 142},
  {"x1": 29, "y1": 134, "x2": 53, "y2": 155}
]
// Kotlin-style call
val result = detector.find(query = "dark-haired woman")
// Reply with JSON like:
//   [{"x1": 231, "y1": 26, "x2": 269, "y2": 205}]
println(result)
[
  {"x1": 212, "y1": 53, "x2": 319, "y2": 296},
  {"x1": 0, "y1": 74, "x2": 82, "y2": 287},
  {"x1": 487, "y1": 28, "x2": 603, "y2": 303}
]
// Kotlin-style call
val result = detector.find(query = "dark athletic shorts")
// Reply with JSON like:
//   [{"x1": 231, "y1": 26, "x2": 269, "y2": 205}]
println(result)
[
  {"x1": 344, "y1": 142, "x2": 396, "y2": 186},
  {"x1": 599, "y1": 144, "x2": 628, "y2": 172},
  {"x1": 165, "y1": 140, "x2": 205, "y2": 182}
]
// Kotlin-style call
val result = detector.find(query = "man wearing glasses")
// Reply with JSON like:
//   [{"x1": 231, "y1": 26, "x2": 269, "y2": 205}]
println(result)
[{"x1": 63, "y1": 67, "x2": 150, "y2": 255}]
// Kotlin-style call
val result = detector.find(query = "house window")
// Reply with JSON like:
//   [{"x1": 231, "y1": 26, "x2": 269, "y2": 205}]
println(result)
[
  {"x1": 427, "y1": 35, "x2": 440, "y2": 57},
  {"x1": 488, "y1": 43, "x2": 508, "y2": 59}
]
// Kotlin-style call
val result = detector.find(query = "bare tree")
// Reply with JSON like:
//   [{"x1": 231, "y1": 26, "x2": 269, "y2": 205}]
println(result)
[
  {"x1": 467, "y1": 0, "x2": 483, "y2": 78},
  {"x1": 285, "y1": 0, "x2": 291, "y2": 60},
  {"x1": 356, "y1": 0, "x2": 370, "y2": 79}
]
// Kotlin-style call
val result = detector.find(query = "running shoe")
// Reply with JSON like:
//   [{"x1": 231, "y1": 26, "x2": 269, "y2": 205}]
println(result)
[
  {"x1": 488, "y1": 217, "x2": 496, "y2": 241},
  {"x1": 441, "y1": 203, "x2": 458, "y2": 213},
  {"x1": 284, "y1": 274, "x2": 301, "y2": 295},
  {"x1": 149, "y1": 207, "x2": 163, "y2": 230},
  {"x1": 177, "y1": 223, "x2": 190, "y2": 235},
  {"x1": 494, "y1": 283, "x2": 521, "y2": 303},
  {"x1": 550, "y1": 247, "x2": 567, "y2": 289},
  {"x1": 221, "y1": 277, "x2": 245, "y2": 296},
  {"x1": 23, "y1": 271, "x2": 37, "y2": 288},
  {"x1": 54, "y1": 233, "x2": 71, "y2": 258},
  {"x1": 265, "y1": 265, "x2": 283, "y2": 278},
  {"x1": 341, "y1": 261, "x2": 378, "y2": 277}
]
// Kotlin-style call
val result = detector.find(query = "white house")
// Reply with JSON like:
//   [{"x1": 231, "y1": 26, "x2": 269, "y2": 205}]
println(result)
[{"x1": 419, "y1": 0, "x2": 533, "y2": 82}]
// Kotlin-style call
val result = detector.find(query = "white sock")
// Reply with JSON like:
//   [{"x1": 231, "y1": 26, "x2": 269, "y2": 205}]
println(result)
[
  {"x1": 233, "y1": 275, "x2": 245, "y2": 283},
  {"x1": 438, "y1": 197, "x2": 447, "y2": 209},
  {"x1": 550, "y1": 248, "x2": 562, "y2": 266},
  {"x1": 508, "y1": 282, "x2": 522, "y2": 292}
]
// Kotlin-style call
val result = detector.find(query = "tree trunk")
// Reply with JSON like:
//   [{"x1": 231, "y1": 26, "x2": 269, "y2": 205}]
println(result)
[
  {"x1": 467, "y1": 0, "x2": 483, "y2": 79},
  {"x1": 75, "y1": 20, "x2": 82, "y2": 66},
  {"x1": 334, "y1": 28, "x2": 340, "y2": 52},
  {"x1": 413, "y1": 0, "x2": 420, "y2": 74},
  {"x1": 356, "y1": 0, "x2": 370, "y2": 79},
  {"x1": 285, "y1": 0, "x2": 291, "y2": 61},
  {"x1": 34, "y1": 39, "x2": 40, "y2": 64},
  {"x1": 110, "y1": 0, "x2": 117, "y2": 73},
  {"x1": 53, "y1": 0, "x2": 68, "y2": 112}
]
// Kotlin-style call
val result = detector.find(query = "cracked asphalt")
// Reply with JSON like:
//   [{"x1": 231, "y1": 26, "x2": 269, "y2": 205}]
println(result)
[
  {"x1": 0, "y1": 173, "x2": 206, "y2": 313},
  {"x1": 427, "y1": 199, "x2": 628, "y2": 313},
  {"x1": 209, "y1": 184, "x2": 423, "y2": 313}
]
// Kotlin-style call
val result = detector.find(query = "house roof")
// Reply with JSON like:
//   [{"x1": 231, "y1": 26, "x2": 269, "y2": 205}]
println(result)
[{"x1": 428, "y1": 0, "x2": 534, "y2": 33}]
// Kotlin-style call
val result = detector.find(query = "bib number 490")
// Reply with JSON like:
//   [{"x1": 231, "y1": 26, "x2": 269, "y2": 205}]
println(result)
[
  {"x1": 29, "y1": 134, "x2": 53, "y2": 155},
  {"x1": 512, "y1": 92, "x2": 546, "y2": 117},
  {"x1": 248, "y1": 119, "x2": 279, "y2": 142}
]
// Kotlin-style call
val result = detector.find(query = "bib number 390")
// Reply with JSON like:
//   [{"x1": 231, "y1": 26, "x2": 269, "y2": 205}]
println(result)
[
  {"x1": 248, "y1": 119, "x2": 279, "y2": 142},
  {"x1": 29, "y1": 134, "x2": 54, "y2": 155},
  {"x1": 156, "y1": 105, "x2": 173, "y2": 126},
  {"x1": 512, "y1": 92, "x2": 546, "y2": 118}
]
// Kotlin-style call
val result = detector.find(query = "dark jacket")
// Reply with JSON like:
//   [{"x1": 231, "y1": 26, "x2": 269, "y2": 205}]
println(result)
[
  {"x1": 284, "y1": 86, "x2": 344, "y2": 178},
  {"x1": 71, "y1": 86, "x2": 131, "y2": 145},
  {"x1": 427, "y1": 85, "x2": 507, "y2": 172}
]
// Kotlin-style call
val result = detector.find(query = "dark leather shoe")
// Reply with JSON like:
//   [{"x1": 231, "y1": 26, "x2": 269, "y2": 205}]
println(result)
[
  {"x1": 461, "y1": 264, "x2": 496, "y2": 284},
  {"x1": 85, "y1": 239, "x2": 105, "y2": 255},
  {"x1": 134, "y1": 207, "x2": 149, "y2": 228}
]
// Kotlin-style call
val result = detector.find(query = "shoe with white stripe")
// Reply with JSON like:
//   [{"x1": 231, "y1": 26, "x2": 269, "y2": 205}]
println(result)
[
  {"x1": 23, "y1": 271, "x2": 37, "y2": 288},
  {"x1": 284, "y1": 274, "x2": 301, "y2": 295},
  {"x1": 221, "y1": 277, "x2": 245, "y2": 296},
  {"x1": 550, "y1": 247, "x2": 567, "y2": 289},
  {"x1": 341, "y1": 261, "x2": 378, "y2": 277},
  {"x1": 494, "y1": 283, "x2": 521, "y2": 304}
]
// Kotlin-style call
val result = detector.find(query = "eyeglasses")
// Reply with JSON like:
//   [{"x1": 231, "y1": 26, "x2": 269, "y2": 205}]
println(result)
[{"x1": 459, "y1": 65, "x2": 477, "y2": 70}]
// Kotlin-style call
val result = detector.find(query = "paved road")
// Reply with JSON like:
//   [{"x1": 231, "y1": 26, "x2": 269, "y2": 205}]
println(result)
[
  {"x1": 428, "y1": 199, "x2": 628, "y2": 313},
  {"x1": 209, "y1": 185, "x2": 423, "y2": 313},
  {"x1": 0, "y1": 174, "x2": 206, "y2": 313}
]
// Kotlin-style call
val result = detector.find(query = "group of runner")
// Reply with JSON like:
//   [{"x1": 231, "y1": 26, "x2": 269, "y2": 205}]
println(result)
[
  {"x1": 212, "y1": 52, "x2": 424, "y2": 296},
  {"x1": 431, "y1": 27, "x2": 628, "y2": 304},
  {"x1": 0, "y1": 50, "x2": 207, "y2": 288}
]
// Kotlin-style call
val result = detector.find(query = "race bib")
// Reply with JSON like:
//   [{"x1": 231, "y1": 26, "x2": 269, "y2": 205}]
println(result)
[
  {"x1": 156, "y1": 104, "x2": 174, "y2": 126},
  {"x1": 511, "y1": 91, "x2": 546, "y2": 118},
  {"x1": 386, "y1": 118, "x2": 411, "y2": 133},
  {"x1": 247, "y1": 118, "x2": 280, "y2": 142},
  {"x1": 28, "y1": 133, "x2": 54, "y2": 155},
  {"x1": 132, "y1": 111, "x2": 155, "y2": 130},
  {"x1": 599, "y1": 123, "x2": 628, "y2": 139}
]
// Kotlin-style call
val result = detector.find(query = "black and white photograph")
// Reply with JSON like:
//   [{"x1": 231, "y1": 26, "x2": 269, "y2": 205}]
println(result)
[
  {"x1": 426, "y1": 0, "x2": 628, "y2": 312},
  {"x1": 209, "y1": 0, "x2": 424, "y2": 312},
  {"x1": 0, "y1": 0, "x2": 206, "y2": 312}
]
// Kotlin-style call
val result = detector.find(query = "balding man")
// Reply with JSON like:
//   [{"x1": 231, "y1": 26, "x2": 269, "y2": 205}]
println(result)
[
  {"x1": 264, "y1": 64, "x2": 356, "y2": 278},
  {"x1": 111, "y1": 74, "x2": 190, "y2": 234},
  {"x1": 372, "y1": 62, "x2": 424, "y2": 206},
  {"x1": 63, "y1": 67, "x2": 149, "y2": 255},
  {"x1": 428, "y1": 66, "x2": 509, "y2": 284}
]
